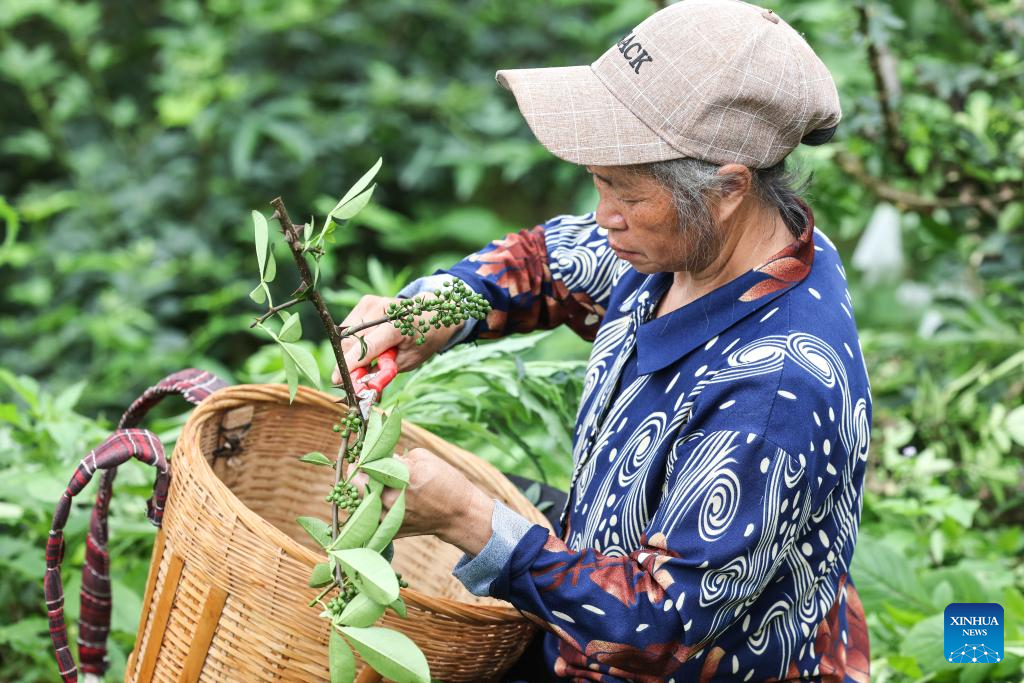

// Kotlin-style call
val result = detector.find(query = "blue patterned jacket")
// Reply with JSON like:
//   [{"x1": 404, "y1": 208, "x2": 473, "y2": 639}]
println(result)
[{"x1": 400, "y1": 208, "x2": 872, "y2": 682}]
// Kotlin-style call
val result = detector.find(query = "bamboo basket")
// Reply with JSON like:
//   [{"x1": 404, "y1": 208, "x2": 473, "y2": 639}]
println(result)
[{"x1": 122, "y1": 383, "x2": 549, "y2": 682}]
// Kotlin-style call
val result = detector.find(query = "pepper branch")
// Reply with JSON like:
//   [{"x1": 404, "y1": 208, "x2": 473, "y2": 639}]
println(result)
[
  {"x1": 249, "y1": 296, "x2": 304, "y2": 328},
  {"x1": 271, "y1": 197, "x2": 358, "y2": 405},
  {"x1": 270, "y1": 196, "x2": 372, "y2": 587}
]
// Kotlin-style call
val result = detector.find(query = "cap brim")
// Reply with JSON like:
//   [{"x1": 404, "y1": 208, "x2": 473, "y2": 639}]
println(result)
[{"x1": 496, "y1": 65, "x2": 680, "y2": 167}]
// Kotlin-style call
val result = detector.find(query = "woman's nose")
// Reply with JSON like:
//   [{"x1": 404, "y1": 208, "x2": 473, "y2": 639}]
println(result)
[{"x1": 595, "y1": 196, "x2": 626, "y2": 231}]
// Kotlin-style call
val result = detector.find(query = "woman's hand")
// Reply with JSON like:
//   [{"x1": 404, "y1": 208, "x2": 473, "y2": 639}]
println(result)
[
  {"x1": 347, "y1": 447, "x2": 495, "y2": 556},
  {"x1": 332, "y1": 294, "x2": 465, "y2": 385}
]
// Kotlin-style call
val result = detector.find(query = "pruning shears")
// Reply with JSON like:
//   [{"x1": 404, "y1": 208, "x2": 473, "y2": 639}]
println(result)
[{"x1": 351, "y1": 347, "x2": 399, "y2": 419}]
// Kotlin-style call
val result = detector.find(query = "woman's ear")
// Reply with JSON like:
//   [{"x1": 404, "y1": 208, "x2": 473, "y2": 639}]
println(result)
[{"x1": 714, "y1": 163, "x2": 752, "y2": 224}]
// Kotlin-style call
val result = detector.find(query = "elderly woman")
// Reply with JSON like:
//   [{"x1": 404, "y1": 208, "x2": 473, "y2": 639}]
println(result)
[{"x1": 336, "y1": 1, "x2": 872, "y2": 681}]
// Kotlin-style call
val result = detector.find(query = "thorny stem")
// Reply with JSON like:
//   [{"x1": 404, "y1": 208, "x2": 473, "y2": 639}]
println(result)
[
  {"x1": 271, "y1": 197, "x2": 370, "y2": 588},
  {"x1": 271, "y1": 197, "x2": 359, "y2": 406},
  {"x1": 249, "y1": 296, "x2": 304, "y2": 328}
]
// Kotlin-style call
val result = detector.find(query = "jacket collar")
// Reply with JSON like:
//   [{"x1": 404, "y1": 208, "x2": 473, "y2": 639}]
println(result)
[{"x1": 631, "y1": 205, "x2": 817, "y2": 375}]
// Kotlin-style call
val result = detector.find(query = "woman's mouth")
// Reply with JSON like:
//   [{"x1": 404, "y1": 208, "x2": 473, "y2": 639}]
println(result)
[{"x1": 610, "y1": 244, "x2": 639, "y2": 259}]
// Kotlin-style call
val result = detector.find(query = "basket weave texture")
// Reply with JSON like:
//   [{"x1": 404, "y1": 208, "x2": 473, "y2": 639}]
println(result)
[{"x1": 124, "y1": 384, "x2": 549, "y2": 682}]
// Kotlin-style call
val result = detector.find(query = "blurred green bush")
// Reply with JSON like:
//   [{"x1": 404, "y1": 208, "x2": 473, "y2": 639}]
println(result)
[{"x1": 1, "y1": 0, "x2": 1022, "y2": 681}]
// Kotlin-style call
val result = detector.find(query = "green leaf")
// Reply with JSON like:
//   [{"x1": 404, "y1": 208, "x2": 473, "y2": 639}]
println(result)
[
  {"x1": 334, "y1": 157, "x2": 383, "y2": 212},
  {"x1": 249, "y1": 282, "x2": 267, "y2": 304},
  {"x1": 54, "y1": 380, "x2": 87, "y2": 412},
  {"x1": 253, "y1": 210, "x2": 269, "y2": 279},
  {"x1": 337, "y1": 592, "x2": 386, "y2": 627},
  {"x1": 330, "y1": 548, "x2": 400, "y2": 604},
  {"x1": 309, "y1": 562, "x2": 334, "y2": 588},
  {"x1": 304, "y1": 217, "x2": 313, "y2": 243},
  {"x1": 0, "y1": 501, "x2": 24, "y2": 521},
  {"x1": 359, "y1": 458, "x2": 409, "y2": 489},
  {"x1": 280, "y1": 341, "x2": 321, "y2": 389},
  {"x1": 283, "y1": 351, "x2": 299, "y2": 403},
  {"x1": 849, "y1": 536, "x2": 933, "y2": 614},
  {"x1": 329, "y1": 628, "x2": 356, "y2": 683},
  {"x1": 901, "y1": 613, "x2": 956, "y2": 675},
  {"x1": 930, "y1": 567, "x2": 989, "y2": 604},
  {"x1": 263, "y1": 248, "x2": 276, "y2": 282},
  {"x1": 337, "y1": 626, "x2": 429, "y2": 683},
  {"x1": 368, "y1": 490, "x2": 405, "y2": 552},
  {"x1": 0, "y1": 196, "x2": 20, "y2": 268},
  {"x1": 297, "y1": 516, "x2": 332, "y2": 549},
  {"x1": 318, "y1": 158, "x2": 383, "y2": 244},
  {"x1": 997, "y1": 201, "x2": 1023, "y2": 234},
  {"x1": 523, "y1": 481, "x2": 541, "y2": 505},
  {"x1": 958, "y1": 662, "x2": 996, "y2": 683},
  {"x1": 332, "y1": 185, "x2": 375, "y2": 221},
  {"x1": 357, "y1": 335, "x2": 368, "y2": 362},
  {"x1": 389, "y1": 596, "x2": 407, "y2": 619},
  {"x1": 330, "y1": 484, "x2": 381, "y2": 551},
  {"x1": 299, "y1": 451, "x2": 333, "y2": 467},
  {"x1": 279, "y1": 312, "x2": 302, "y2": 342},
  {"x1": 361, "y1": 411, "x2": 383, "y2": 449},
  {"x1": 1005, "y1": 405, "x2": 1024, "y2": 448},
  {"x1": 360, "y1": 407, "x2": 402, "y2": 464}
]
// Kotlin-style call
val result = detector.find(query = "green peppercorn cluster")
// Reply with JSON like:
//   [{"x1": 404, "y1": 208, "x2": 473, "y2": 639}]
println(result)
[
  {"x1": 386, "y1": 280, "x2": 491, "y2": 345},
  {"x1": 327, "y1": 582, "x2": 359, "y2": 617},
  {"x1": 333, "y1": 412, "x2": 364, "y2": 439},
  {"x1": 395, "y1": 571, "x2": 409, "y2": 589},
  {"x1": 326, "y1": 481, "x2": 360, "y2": 510}
]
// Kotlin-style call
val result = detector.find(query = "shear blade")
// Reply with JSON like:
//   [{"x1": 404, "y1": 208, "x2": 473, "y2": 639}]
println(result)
[{"x1": 357, "y1": 389, "x2": 377, "y2": 420}]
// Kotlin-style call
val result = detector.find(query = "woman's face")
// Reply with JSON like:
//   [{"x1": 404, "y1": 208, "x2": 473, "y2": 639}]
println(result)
[{"x1": 587, "y1": 165, "x2": 690, "y2": 274}]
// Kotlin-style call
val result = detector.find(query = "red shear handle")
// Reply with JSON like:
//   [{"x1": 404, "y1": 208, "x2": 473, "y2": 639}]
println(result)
[
  {"x1": 351, "y1": 347, "x2": 399, "y2": 394},
  {"x1": 47, "y1": 369, "x2": 227, "y2": 683}
]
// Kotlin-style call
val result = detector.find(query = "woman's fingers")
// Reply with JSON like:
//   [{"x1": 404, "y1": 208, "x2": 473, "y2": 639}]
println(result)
[
  {"x1": 379, "y1": 486, "x2": 401, "y2": 514},
  {"x1": 332, "y1": 295, "x2": 402, "y2": 382},
  {"x1": 331, "y1": 292, "x2": 468, "y2": 384},
  {"x1": 348, "y1": 470, "x2": 370, "y2": 496},
  {"x1": 341, "y1": 327, "x2": 400, "y2": 376}
]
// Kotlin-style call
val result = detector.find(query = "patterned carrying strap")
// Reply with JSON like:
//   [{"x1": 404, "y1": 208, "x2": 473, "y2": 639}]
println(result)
[{"x1": 45, "y1": 369, "x2": 227, "y2": 683}]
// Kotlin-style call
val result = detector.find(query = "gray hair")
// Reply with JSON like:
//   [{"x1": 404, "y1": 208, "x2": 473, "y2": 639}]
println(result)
[{"x1": 632, "y1": 158, "x2": 810, "y2": 272}]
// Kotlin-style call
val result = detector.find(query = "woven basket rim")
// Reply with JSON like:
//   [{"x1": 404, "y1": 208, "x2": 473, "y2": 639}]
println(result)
[{"x1": 175, "y1": 382, "x2": 543, "y2": 624}]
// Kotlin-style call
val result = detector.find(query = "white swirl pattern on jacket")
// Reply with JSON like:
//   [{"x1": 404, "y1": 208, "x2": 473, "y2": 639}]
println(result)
[
  {"x1": 568, "y1": 328, "x2": 869, "y2": 679},
  {"x1": 545, "y1": 213, "x2": 620, "y2": 309}
]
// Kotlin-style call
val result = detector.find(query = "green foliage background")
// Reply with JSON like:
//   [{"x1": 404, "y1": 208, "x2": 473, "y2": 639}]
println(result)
[{"x1": 1, "y1": 0, "x2": 1022, "y2": 680}]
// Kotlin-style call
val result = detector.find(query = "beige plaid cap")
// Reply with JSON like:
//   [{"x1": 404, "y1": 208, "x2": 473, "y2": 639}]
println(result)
[{"x1": 496, "y1": 0, "x2": 841, "y2": 169}]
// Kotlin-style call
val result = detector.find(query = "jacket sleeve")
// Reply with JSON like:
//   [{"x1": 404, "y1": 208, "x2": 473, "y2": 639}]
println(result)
[
  {"x1": 397, "y1": 213, "x2": 621, "y2": 344},
  {"x1": 459, "y1": 430, "x2": 812, "y2": 679}
]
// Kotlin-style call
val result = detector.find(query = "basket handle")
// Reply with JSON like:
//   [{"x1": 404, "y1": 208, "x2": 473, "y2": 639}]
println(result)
[{"x1": 45, "y1": 369, "x2": 227, "y2": 683}]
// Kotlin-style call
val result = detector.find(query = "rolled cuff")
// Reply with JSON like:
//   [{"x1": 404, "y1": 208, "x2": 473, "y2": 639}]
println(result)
[
  {"x1": 452, "y1": 500, "x2": 535, "y2": 597},
  {"x1": 397, "y1": 274, "x2": 479, "y2": 351}
]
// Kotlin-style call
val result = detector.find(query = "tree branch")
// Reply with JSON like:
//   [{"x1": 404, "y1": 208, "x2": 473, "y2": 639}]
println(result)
[
  {"x1": 836, "y1": 152, "x2": 1024, "y2": 212},
  {"x1": 340, "y1": 315, "x2": 392, "y2": 338},
  {"x1": 249, "y1": 297, "x2": 304, "y2": 328},
  {"x1": 856, "y1": 3, "x2": 917, "y2": 178},
  {"x1": 271, "y1": 197, "x2": 363, "y2": 588},
  {"x1": 943, "y1": 0, "x2": 987, "y2": 43},
  {"x1": 270, "y1": 197, "x2": 358, "y2": 406}
]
